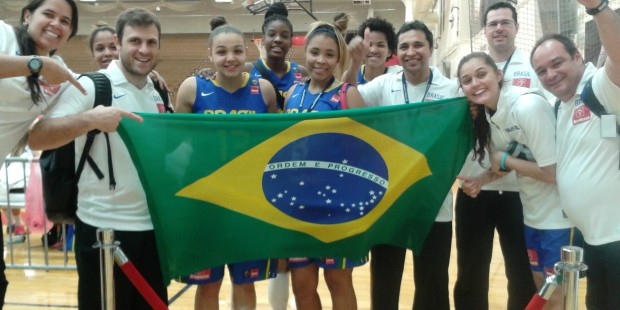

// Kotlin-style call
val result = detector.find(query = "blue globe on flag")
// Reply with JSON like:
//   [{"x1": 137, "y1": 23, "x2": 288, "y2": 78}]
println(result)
[{"x1": 262, "y1": 133, "x2": 388, "y2": 224}]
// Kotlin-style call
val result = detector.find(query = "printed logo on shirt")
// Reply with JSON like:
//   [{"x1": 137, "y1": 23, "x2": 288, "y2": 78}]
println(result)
[
  {"x1": 203, "y1": 110, "x2": 257, "y2": 114},
  {"x1": 505, "y1": 125, "x2": 520, "y2": 133},
  {"x1": 286, "y1": 108, "x2": 316, "y2": 114},
  {"x1": 527, "y1": 249, "x2": 539, "y2": 267},
  {"x1": 426, "y1": 92, "x2": 445, "y2": 101},
  {"x1": 40, "y1": 81, "x2": 61, "y2": 97},
  {"x1": 573, "y1": 99, "x2": 591, "y2": 125},
  {"x1": 323, "y1": 258, "x2": 335, "y2": 265},
  {"x1": 513, "y1": 71, "x2": 532, "y2": 77},
  {"x1": 512, "y1": 78, "x2": 531, "y2": 88},
  {"x1": 330, "y1": 94, "x2": 340, "y2": 103},
  {"x1": 113, "y1": 93, "x2": 126, "y2": 99},
  {"x1": 251, "y1": 79, "x2": 260, "y2": 95},
  {"x1": 201, "y1": 92, "x2": 214, "y2": 97}
]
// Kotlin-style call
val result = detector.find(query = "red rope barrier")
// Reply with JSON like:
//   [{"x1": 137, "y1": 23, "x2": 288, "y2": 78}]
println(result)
[
  {"x1": 117, "y1": 258, "x2": 168, "y2": 310},
  {"x1": 525, "y1": 294, "x2": 547, "y2": 310}
]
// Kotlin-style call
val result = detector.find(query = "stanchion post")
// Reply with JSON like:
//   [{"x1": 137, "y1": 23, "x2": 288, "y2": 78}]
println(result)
[
  {"x1": 555, "y1": 246, "x2": 588, "y2": 310},
  {"x1": 96, "y1": 228, "x2": 117, "y2": 310}
]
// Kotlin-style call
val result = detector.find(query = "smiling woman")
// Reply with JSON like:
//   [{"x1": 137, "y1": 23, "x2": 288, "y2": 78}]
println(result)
[
  {"x1": 88, "y1": 21, "x2": 117, "y2": 69},
  {"x1": 0, "y1": 0, "x2": 82, "y2": 307},
  {"x1": 173, "y1": 20, "x2": 279, "y2": 310}
]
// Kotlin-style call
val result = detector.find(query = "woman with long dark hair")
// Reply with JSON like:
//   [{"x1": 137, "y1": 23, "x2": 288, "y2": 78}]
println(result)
[{"x1": 0, "y1": 0, "x2": 83, "y2": 305}]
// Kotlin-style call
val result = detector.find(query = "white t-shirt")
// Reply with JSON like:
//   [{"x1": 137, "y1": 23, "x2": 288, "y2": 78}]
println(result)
[
  {"x1": 358, "y1": 66, "x2": 459, "y2": 222},
  {"x1": 47, "y1": 60, "x2": 165, "y2": 231},
  {"x1": 0, "y1": 20, "x2": 72, "y2": 167},
  {"x1": 556, "y1": 63, "x2": 620, "y2": 245},
  {"x1": 487, "y1": 86, "x2": 572, "y2": 230}
]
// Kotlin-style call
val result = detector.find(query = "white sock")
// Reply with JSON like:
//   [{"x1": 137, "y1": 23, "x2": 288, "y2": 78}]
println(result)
[{"x1": 268, "y1": 271, "x2": 290, "y2": 310}]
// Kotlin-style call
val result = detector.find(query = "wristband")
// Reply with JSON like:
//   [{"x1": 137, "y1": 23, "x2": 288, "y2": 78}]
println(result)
[
  {"x1": 586, "y1": 0, "x2": 608, "y2": 16},
  {"x1": 500, "y1": 152, "x2": 509, "y2": 172}
]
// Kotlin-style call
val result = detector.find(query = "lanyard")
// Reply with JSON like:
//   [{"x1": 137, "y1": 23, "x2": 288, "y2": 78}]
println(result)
[
  {"x1": 402, "y1": 68, "x2": 433, "y2": 104},
  {"x1": 501, "y1": 51, "x2": 514, "y2": 74},
  {"x1": 298, "y1": 76, "x2": 336, "y2": 112}
]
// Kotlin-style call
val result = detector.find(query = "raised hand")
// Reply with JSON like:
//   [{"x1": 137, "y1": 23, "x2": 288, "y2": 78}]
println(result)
[{"x1": 347, "y1": 27, "x2": 371, "y2": 64}]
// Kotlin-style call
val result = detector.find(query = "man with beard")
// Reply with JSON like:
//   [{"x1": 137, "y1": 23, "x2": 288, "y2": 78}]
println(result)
[{"x1": 28, "y1": 8, "x2": 168, "y2": 309}]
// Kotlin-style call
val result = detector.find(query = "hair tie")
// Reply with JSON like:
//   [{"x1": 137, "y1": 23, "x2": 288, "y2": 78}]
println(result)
[{"x1": 310, "y1": 26, "x2": 336, "y2": 36}]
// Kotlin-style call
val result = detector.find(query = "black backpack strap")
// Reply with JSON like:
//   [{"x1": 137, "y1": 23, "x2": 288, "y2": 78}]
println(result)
[
  {"x1": 254, "y1": 60, "x2": 285, "y2": 110},
  {"x1": 580, "y1": 77, "x2": 620, "y2": 135},
  {"x1": 153, "y1": 79, "x2": 174, "y2": 113},
  {"x1": 580, "y1": 77, "x2": 620, "y2": 169},
  {"x1": 76, "y1": 73, "x2": 116, "y2": 189}
]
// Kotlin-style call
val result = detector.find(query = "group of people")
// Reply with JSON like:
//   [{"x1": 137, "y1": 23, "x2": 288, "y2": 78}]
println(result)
[{"x1": 0, "y1": 0, "x2": 619, "y2": 309}]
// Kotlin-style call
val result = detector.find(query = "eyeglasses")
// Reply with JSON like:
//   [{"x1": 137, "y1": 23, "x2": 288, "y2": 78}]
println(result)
[{"x1": 485, "y1": 20, "x2": 516, "y2": 29}]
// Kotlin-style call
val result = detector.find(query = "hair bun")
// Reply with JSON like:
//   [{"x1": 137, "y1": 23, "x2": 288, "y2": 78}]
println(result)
[
  {"x1": 210, "y1": 16, "x2": 227, "y2": 31},
  {"x1": 265, "y1": 2, "x2": 288, "y2": 19}
]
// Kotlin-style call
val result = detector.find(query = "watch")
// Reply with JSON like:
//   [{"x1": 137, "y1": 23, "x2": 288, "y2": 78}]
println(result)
[
  {"x1": 27, "y1": 55, "x2": 42, "y2": 76},
  {"x1": 586, "y1": 0, "x2": 608, "y2": 16}
]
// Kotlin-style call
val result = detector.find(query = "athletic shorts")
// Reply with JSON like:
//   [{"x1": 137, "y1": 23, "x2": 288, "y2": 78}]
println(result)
[
  {"x1": 524, "y1": 226, "x2": 579, "y2": 276},
  {"x1": 177, "y1": 259, "x2": 277, "y2": 285},
  {"x1": 288, "y1": 256, "x2": 368, "y2": 270}
]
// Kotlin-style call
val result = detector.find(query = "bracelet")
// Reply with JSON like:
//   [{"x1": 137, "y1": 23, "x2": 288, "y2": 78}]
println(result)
[
  {"x1": 500, "y1": 152, "x2": 509, "y2": 172},
  {"x1": 586, "y1": 0, "x2": 608, "y2": 16}
]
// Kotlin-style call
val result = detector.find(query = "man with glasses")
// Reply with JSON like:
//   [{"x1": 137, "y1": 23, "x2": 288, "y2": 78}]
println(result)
[{"x1": 453, "y1": 2, "x2": 540, "y2": 310}]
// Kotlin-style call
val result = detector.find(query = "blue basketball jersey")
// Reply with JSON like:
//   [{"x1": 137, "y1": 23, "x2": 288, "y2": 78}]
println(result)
[
  {"x1": 357, "y1": 64, "x2": 367, "y2": 85},
  {"x1": 357, "y1": 64, "x2": 389, "y2": 85},
  {"x1": 250, "y1": 59, "x2": 303, "y2": 98},
  {"x1": 285, "y1": 80, "x2": 350, "y2": 113},
  {"x1": 193, "y1": 73, "x2": 267, "y2": 114}
]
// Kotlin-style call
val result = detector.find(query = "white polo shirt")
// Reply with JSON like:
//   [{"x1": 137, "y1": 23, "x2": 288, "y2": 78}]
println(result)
[
  {"x1": 556, "y1": 63, "x2": 620, "y2": 245},
  {"x1": 48, "y1": 60, "x2": 165, "y2": 231},
  {"x1": 358, "y1": 66, "x2": 459, "y2": 222}
]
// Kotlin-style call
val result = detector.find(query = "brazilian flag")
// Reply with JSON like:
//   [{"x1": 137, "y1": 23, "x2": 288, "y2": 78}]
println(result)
[{"x1": 118, "y1": 97, "x2": 471, "y2": 283}]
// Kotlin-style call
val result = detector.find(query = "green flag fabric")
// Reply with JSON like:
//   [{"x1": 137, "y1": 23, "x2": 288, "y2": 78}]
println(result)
[{"x1": 117, "y1": 97, "x2": 472, "y2": 283}]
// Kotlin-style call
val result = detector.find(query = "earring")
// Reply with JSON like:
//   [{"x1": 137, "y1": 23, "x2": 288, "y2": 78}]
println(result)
[{"x1": 287, "y1": 48, "x2": 293, "y2": 61}]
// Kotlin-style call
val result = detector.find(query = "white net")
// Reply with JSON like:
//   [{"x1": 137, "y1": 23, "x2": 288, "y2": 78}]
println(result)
[{"x1": 467, "y1": 0, "x2": 620, "y2": 65}]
